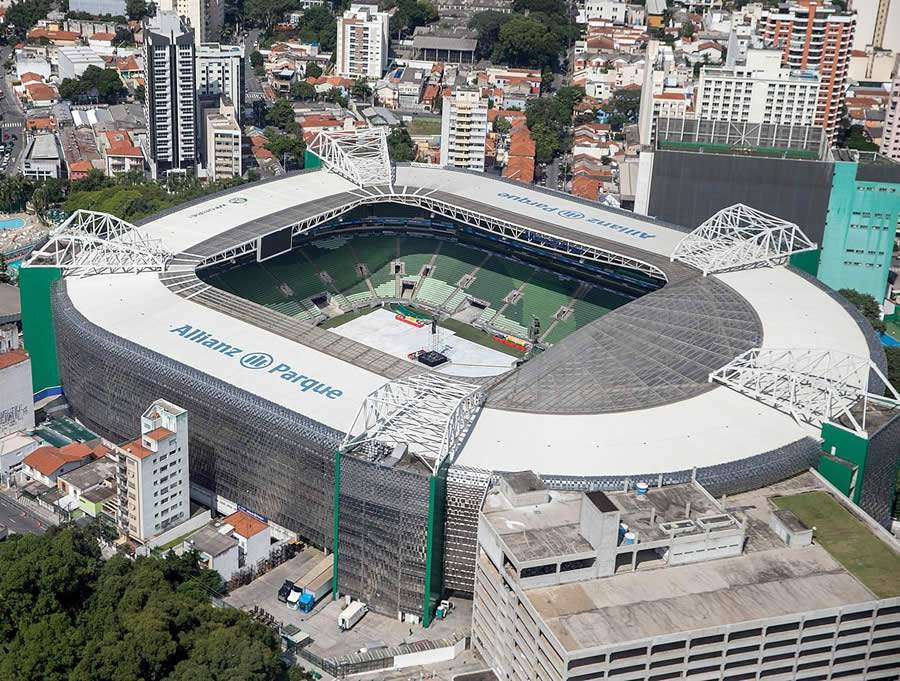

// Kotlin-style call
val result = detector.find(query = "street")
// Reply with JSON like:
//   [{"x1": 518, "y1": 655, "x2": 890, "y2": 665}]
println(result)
[
  {"x1": 0, "y1": 46, "x2": 25, "y2": 175},
  {"x1": 0, "y1": 491, "x2": 49, "y2": 535}
]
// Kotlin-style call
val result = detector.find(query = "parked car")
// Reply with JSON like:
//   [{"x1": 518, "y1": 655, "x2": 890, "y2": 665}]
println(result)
[{"x1": 277, "y1": 579, "x2": 294, "y2": 603}]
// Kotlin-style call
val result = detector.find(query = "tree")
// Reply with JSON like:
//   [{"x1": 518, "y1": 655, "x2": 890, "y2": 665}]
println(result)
[
  {"x1": 887, "y1": 347, "x2": 900, "y2": 396},
  {"x1": 839, "y1": 288, "x2": 886, "y2": 334},
  {"x1": 387, "y1": 127, "x2": 416, "y2": 162},
  {"x1": 469, "y1": 11, "x2": 509, "y2": 59},
  {"x1": 266, "y1": 98, "x2": 298, "y2": 133},
  {"x1": 0, "y1": 254, "x2": 11, "y2": 284},
  {"x1": 134, "y1": 84, "x2": 145, "y2": 103},
  {"x1": 244, "y1": 0, "x2": 295, "y2": 29},
  {"x1": 125, "y1": 0, "x2": 150, "y2": 20},
  {"x1": 295, "y1": 6, "x2": 337, "y2": 52},
  {"x1": 0, "y1": 175, "x2": 32, "y2": 213},
  {"x1": 304, "y1": 62, "x2": 322, "y2": 79},
  {"x1": 388, "y1": 0, "x2": 438, "y2": 37},
  {"x1": 290, "y1": 80, "x2": 316, "y2": 100},
  {"x1": 350, "y1": 79, "x2": 372, "y2": 101},
  {"x1": 493, "y1": 116, "x2": 512, "y2": 135},
  {"x1": 58, "y1": 65, "x2": 126, "y2": 105},
  {"x1": 842, "y1": 124, "x2": 878, "y2": 152},
  {"x1": 493, "y1": 15, "x2": 560, "y2": 70},
  {"x1": 608, "y1": 87, "x2": 641, "y2": 131},
  {"x1": 6, "y1": 0, "x2": 52, "y2": 37},
  {"x1": 324, "y1": 87, "x2": 348, "y2": 108},
  {"x1": 264, "y1": 127, "x2": 306, "y2": 169}
]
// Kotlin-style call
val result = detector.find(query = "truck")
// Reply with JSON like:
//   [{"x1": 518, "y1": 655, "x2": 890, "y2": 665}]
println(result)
[
  {"x1": 338, "y1": 601, "x2": 367, "y2": 631},
  {"x1": 298, "y1": 563, "x2": 333, "y2": 613},
  {"x1": 283, "y1": 555, "x2": 332, "y2": 610}
]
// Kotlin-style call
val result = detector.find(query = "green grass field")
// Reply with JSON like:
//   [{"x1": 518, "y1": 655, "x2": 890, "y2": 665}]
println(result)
[
  {"x1": 438, "y1": 317, "x2": 525, "y2": 358},
  {"x1": 406, "y1": 118, "x2": 442, "y2": 136},
  {"x1": 885, "y1": 318, "x2": 900, "y2": 340},
  {"x1": 319, "y1": 309, "x2": 368, "y2": 330},
  {"x1": 774, "y1": 491, "x2": 900, "y2": 598}
]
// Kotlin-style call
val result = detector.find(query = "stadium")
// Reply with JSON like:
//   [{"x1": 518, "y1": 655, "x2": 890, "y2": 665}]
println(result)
[{"x1": 19, "y1": 129, "x2": 899, "y2": 625}]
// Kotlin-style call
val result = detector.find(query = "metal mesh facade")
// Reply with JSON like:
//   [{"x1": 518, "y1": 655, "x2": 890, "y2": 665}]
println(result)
[
  {"x1": 443, "y1": 465, "x2": 491, "y2": 594},
  {"x1": 336, "y1": 454, "x2": 431, "y2": 617},
  {"x1": 860, "y1": 413, "x2": 900, "y2": 528},
  {"x1": 52, "y1": 282, "x2": 341, "y2": 548}
]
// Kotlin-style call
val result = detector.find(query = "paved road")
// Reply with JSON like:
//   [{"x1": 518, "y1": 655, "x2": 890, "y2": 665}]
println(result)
[
  {"x1": 242, "y1": 28, "x2": 265, "y2": 103},
  {"x1": 0, "y1": 492, "x2": 49, "y2": 536},
  {"x1": 0, "y1": 46, "x2": 25, "y2": 174}
]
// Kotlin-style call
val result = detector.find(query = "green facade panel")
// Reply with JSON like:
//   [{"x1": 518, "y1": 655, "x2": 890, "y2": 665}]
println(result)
[
  {"x1": 18, "y1": 266, "x2": 63, "y2": 399},
  {"x1": 304, "y1": 149, "x2": 323, "y2": 170},
  {"x1": 820, "y1": 421, "x2": 869, "y2": 503},
  {"x1": 816, "y1": 160, "x2": 900, "y2": 300},
  {"x1": 817, "y1": 455, "x2": 856, "y2": 496},
  {"x1": 422, "y1": 463, "x2": 448, "y2": 628},
  {"x1": 789, "y1": 248, "x2": 820, "y2": 277}
]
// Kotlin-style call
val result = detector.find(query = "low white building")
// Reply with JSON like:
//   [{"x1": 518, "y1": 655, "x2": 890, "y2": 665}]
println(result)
[
  {"x1": 186, "y1": 524, "x2": 240, "y2": 581},
  {"x1": 220, "y1": 510, "x2": 271, "y2": 568},
  {"x1": 204, "y1": 98, "x2": 241, "y2": 181},
  {"x1": 58, "y1": 46, "x2": 106, "y2": 80},
  {"x1": 577, "y1": 0, "x2": 628, "y2": 24},
  {"x1": 22, "y1": 134, "x2": 62, "y2": 180}
]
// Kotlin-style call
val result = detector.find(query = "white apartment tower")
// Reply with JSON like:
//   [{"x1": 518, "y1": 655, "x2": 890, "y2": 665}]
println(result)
[
  {"x1": 881, "y1": 76, "x2": 900, "y2": 162},
  {"x1": 159, "y1": 0, "x2": 224, "y2": 46},
  {"x1": 696, "y1": 50, "x2": 820, "y2": 127},
  {"x1": 196, "y1": 42, "x2": 245, "y2": 121},
  {"x1": 115, "y1": 400, "x2": 190, "y2": 543},
  {"x1": 336, "y1": 1, "x2": 390, "y2": 79},
  {"x1": 144, "y1": 11, "x2": 197, "y2": 176},
  {"x1": 205, "y1": 98, "x2": 242, "y2": 181},
  {"x1": 440, "y1": 87, "x2": 488, "y2": 171}
]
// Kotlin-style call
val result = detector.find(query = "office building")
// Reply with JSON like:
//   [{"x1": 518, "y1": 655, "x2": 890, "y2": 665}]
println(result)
[
  {"x1": 472, "y1": 472, "x2": 900, "y2": 680},
  {"x1": 114, "y1": 399, "x2": 190, "y2": 543},
  {"x1": 440, "y1": 87, "x2": 488, "y2": 171},
  {"x1": 21, "y1": 134, "x2": 62, "y2": 179},
  {"x1": 695, "y1": 51, "x2": 820, "y2": 127},
  {"x1": 335, "y1": 1, "x2": 390, "y2": 79},
  {"x1": 881, "y1": 76, "x2": 900, "y2": 163},
  {"x1": 196, "y1": 42, "x2": 244, "y2": 119},
  {"x1": 204, "y1": 97, "x2": 241, "y2": 181},
  {"x1": 57, "y1": 46, "x2": 106, "y2": 80},
  {"x1": 159, "y1": 0, "x2": 224, "y2": 45},
  {"x1": 759, "y1": 0, "x2": 855, "y2": 142},
  {"x1": 143, "y1": 11, "x2": 197, "y2": 176}
]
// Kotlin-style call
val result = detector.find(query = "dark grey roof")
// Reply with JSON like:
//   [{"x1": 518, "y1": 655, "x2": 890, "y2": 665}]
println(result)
[{"x1": 486, "y1": 276, "x2": 761, "y2": 413}]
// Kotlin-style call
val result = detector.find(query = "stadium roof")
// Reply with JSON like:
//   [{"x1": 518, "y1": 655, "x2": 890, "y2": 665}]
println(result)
[{"x1": 59, "y1": 166, "x2": 875, "y2": 479}]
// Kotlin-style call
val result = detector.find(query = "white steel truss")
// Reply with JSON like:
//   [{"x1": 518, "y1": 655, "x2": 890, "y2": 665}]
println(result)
[
  {"x1": 196, "y1": 190, "x2": 668, "y2": 280},
  {"x1": 25, "y1": 210, "x2": 172, "y2": 277},
  {"x1": 308, "y1": 128, "x2": 393, "y2": 188},
  {"x1": 341, "y1": 374, "x2": 485, "y2": 473},
  {"x1": 710, "y1": 348, "x2": 900, "y2": 435},
  {"x1": 671, "y1": 203, "x2": 816, "y2": 276}
]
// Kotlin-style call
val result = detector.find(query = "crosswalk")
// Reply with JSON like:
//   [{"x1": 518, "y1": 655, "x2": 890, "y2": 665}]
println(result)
[{"x1": 1, "y1": 121, "x2": 21, "y2": 128}]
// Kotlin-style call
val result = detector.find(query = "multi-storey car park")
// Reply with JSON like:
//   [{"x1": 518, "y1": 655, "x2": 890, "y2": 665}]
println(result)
[{"x1": 18, "y1": 129, "x2": 900, "y2": 627}]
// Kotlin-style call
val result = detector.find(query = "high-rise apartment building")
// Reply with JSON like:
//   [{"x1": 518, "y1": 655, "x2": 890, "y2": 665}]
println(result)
[
  {"x1": 204, "y1": 97, "x2": 242, "y2": 181},
  {"x1": 851, "y1": 0, "x2": 900, "y2": 52},
  {"x1": 114, "y1": 400, "x2": 190, "y2": 543},
  {"x1": 696, "y1": 50, "x2": 820, "y2": 127},
  {"x1": 335, "y1": 1, "x2": 390, "y2": 79},
  {"x1": 159, "y1": 0, "x2": 224, "y2": 46},
  {"x1": 144, "y1": 11, "x2": 197, "y2": 176},
  {"x1": 881, "y1": 76, "x2": 900, "y2": 162},
  {"x1": 196, "y1": 42, "x2": 245, "y2": 121},
  {"x1": 440, "y1": 87, "x2": 488, "y2": 171},
  {"x1": 759, "y1": 0, "x2": 855, "y2": 142}
]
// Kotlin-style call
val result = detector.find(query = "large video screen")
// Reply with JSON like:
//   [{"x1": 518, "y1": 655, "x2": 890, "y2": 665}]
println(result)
[{"x1": 257, "y1": 227, "x2": 293, "y2": 262}]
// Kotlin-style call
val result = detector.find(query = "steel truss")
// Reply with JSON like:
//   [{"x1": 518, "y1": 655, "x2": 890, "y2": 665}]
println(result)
[
  {"x1": 196, "y1": 190, "x2": 667, "y2": 280},
  {"x1": 307, "y1": 128, "x2": 393, "y2": 188},
  {"x1": 341, "y1": 374, "x2": 485, "y2": 473},
  {"x1": 672, "y1": 203, "x2": 816, "y2": 276},
  {"x1": 709, "y1": 348, "x2": 900, "y2": 435},
  {"x1": 25, "y1": 210, "x2": 172, "y2": 277}
]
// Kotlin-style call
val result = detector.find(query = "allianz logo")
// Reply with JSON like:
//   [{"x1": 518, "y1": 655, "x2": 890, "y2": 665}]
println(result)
[{"x1": 169, "y1": 325, "x2": 343, "y2": 400}]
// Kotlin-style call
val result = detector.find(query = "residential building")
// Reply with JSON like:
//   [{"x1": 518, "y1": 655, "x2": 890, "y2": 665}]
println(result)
[
  {"x1": 695, "y1": 58, "x2": 820, "y2": 127},
  {"x1": 502, "y1": 126, "x2": 535, "y2": 184},
  {"x1": 57, "y1": 46, "x2": 106, "y2": 79},
  {"x1": 881, "y1": 76, "x2": 900, "y2": 163},
  {"x1": 143, "y1": 11, "x2": 197, "y2": 176},
  {"x1": 159, "y1": 0, "x2": 224, "y2": 45},
  {"x1": 759, "y1": 0, "x2": 855, "y2": 142},
  {"x1": 816, "y1": 149, "x2": 900, "y2": 301},
  {"x1": 0, "y1": 325, "x2": 34, "y2": 441},
  {"x1": 335, "y1": 1, "x2": 390, "y2": 79},
  {"x1": 848, "y1": 46, "x2": 896, "y2": 82},
  {"x1": 852, "y1": 0, "x2": 900, "y2": 53},
  {"x1": 577, "y1": 0, "x2": 628, "y2": 24},
  {"x1": 221, "y1": 510, "x2": 271, "y2": 568},
  {"x1": 472, "y1": 471, "x2": 900, "y2": 680},
  {"x1": 440, "y1": 87, "x2": 488, "y2": 171},
  {"x1": 56, "y1": 456, "x2": 117, "y2": 520},
  {"x1": 204, "y1": 97, "x2": 241, "y2": 181},
  {"x1": 21, "y1": 134, "x2": 62, "y2": 179},
  {"x1": 196, "y1": 42, "x2": 245, "y2": 122},
  {"x1": 185, "y1": 524, "x2": 239, "y2": 581},
  {"x1": 114, "y1": 399, "x2": 190, "y2": 543},
  {"x1": 22, "y1": 443, "x2": 97, "y2": 487},
  {"x1": 97, "y1": 129, "x2": 145, "y2": 176}
]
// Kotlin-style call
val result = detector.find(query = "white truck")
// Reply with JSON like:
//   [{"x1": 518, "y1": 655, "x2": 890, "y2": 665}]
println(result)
[{"x1": 338, "y1": 601, "x2": 367, "y2": 631}]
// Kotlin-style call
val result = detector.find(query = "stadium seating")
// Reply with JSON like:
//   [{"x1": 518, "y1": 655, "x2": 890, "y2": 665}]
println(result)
[{"x1": 414, "y1": 278, "x2": 456, "y2": 308}]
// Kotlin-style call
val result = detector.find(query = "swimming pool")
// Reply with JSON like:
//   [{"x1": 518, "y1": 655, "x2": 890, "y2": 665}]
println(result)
[{"x1": 0, "y1": 218, "x2": 25, "y2": 230}]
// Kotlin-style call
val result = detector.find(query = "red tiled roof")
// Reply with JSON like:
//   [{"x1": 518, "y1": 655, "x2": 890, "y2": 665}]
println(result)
[
  {"x1": 502, "y1": 156, "x2": 535, "y2": 184},
  {"x1": 104, "y1": 130, "x2": 142, "y2": 157},
  {"x1": 19, "y1": 71, "x2": 43, "y2": 83},
  {"x1": 508, "y1": 128, "x2": 535, "y2": 157},
  {"x1": 144, "y1": 426, "x2": 174, "y2": 441},
  {"x1": 25, "y1": 83, "x2": 58, "y2": 101},
  {"x1": 68, "y1": 159, "x2": 94, "y2": 172},
  {"x1": 24, "y1": 443, "x2": 93, "y2": 477},
  {"x1": 27, "y1": 28, "x2": 80, "y2": 42},
  {"x1": 121, "y1": 437, "x2": 154, "y2": 460},
  {"x1": 91, "y1": 32, "x2": 115, "y2": 40},
  {"x1": 0, "y1": 349, "x2": 28, "y2": 370},
  {"x1": 116, "y1": 56, "x2": 139, "y2": 71},
  {"x1": 223, "y1": 511, "x2": 268, "y2": 538}
]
